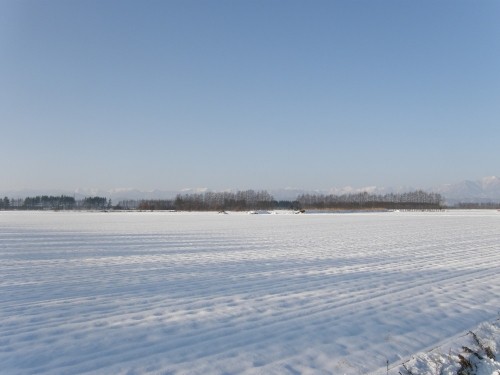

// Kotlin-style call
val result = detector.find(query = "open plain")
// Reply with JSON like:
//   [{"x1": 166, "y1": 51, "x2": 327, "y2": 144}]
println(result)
[{"x1": 1, "y1": 210, "x2": 499, "y2": 374}]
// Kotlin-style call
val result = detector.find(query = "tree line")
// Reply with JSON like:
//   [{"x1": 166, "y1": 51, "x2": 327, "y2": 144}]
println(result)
[
  {"x1": 455, "y1": 202, "x2": 500, "y2": 209},
  {"x1": 128, "y1": 190, "x2": 443, "y2": 211},
  {"x1": 0, "y1": 195, "x2": 111, "y2": 210},
  {"x1": 297, "y1": 190, "x2": 443, "y2": 210},
  {"x1": 8, "y1": 190, "x2": 492, "y2": 212},
  {"x1": 0, "y1": 191, "x2": 298, "y2": 211},
  {"x1": 133, "y1": 190, "x2": 300, "y2": 211}
]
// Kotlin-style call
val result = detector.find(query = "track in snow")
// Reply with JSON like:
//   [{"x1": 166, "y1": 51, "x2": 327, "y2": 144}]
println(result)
[{"x1": 1, "y1": 210, "x2": 499, "y2": 374}]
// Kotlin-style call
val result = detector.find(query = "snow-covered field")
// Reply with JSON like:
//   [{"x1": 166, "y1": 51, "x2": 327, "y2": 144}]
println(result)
[{"x1": 0, "y1": 210, "x2": 499, "y2": 375}]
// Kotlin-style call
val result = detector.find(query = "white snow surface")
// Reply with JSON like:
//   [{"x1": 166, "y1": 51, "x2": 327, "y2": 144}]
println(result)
[
  {"x1": 0, "y1": 210, "x2": 499, "y2": 375},
  {"x1": 395, "y1": 320, "x2": 500, "y2": 375}
]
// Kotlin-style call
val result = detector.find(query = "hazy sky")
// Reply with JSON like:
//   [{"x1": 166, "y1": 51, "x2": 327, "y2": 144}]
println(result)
[{"x1": 1, "y1": 0, "x2": 499, "y2": 192}]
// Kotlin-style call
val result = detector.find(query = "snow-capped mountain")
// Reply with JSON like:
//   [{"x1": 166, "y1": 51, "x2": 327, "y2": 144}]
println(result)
[
  {"x1": 2, "y1": 176, "x2": 500, "y2": 204},
  {"x1": 95, "y1": 177, "x2": 500, "y2": 203},
  {"x1": 436, "y1": 176, "x2": 500, "y2": 203}
]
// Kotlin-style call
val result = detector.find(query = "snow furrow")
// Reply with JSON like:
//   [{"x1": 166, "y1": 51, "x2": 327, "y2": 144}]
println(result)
[{"x1": 1, "y1": 211, "x2": 499, "y2": 374}]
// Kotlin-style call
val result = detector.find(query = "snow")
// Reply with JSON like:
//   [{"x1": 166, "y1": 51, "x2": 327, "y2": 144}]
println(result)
[
  {"x1": 394, "y1": 321, "x2": 500, "y2": 375},
  {"x1": 0, "y1": 210, "x2": 499, "y2": 374}
]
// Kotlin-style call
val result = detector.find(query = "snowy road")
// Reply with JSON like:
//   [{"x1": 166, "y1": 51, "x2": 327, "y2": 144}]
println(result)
[{"x1": 1, "y1": 211, "x2": 499, "y2": 374}]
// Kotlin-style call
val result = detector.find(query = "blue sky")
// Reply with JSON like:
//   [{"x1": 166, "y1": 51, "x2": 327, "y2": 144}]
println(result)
[{"x1": 1, "y1": 0, "x2": 499, "y2": 192}]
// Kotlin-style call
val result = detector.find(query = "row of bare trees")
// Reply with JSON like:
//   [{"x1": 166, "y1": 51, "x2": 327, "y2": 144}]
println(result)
[
  {"x1": 297, "y1": 190, "x2": 443, "y2": 210},
  {"x1": 130, "y1": 190, "x2": 443, "y2": 211},
  {"x1": 1, "y1": 190, "x2": 448, "y2": 211},
  {"x1": 1, "y1": 195, "x2": 111, "y2": 210},
  {"x1": 136, "y1": 190, "x2": 288, "y2": 211},
  {"x1": 0, "y1": 197, "x2": 10, "y2": 210}
]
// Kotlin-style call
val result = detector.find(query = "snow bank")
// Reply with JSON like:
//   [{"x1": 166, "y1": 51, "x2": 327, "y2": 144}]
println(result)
[{"x1": 384, "y1": 319, "x2": 499, "y2": 375}]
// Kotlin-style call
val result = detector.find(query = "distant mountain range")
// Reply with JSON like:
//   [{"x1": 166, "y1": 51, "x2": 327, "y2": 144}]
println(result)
[
  {"x1": 271, "y1": 176, "x2": 500, "y2": 204},
  {"x1": 2, "y1": 176, "x2": 500, "y2": 204},
  {"x1": 434, "y1": 176, "x2": 500, "y2": 204}
]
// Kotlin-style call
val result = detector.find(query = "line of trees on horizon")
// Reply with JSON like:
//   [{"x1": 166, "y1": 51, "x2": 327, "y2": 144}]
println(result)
[
  {"x1": 0, "y1": 195, "x2": 111, "y2": 210},
  {"x1": 6, "y1": 190, "x2": 500, "y2": 211},
  {"x1": 133, "y1": 190, "x2": 298, "y2": 211},
  {"x1": 454, "y1": 202, "x2": 500, "y2": 209},
  {"x1": 297, "y1": 190, "x2": 444, "y2": 210}
]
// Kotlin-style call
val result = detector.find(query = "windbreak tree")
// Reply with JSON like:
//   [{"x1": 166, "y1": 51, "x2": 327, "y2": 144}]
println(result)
[
  {"x1": 0, "y1": 197, "x2": 10, "y2": 210},
  {"x1": 21, "y1": 195, "x2": 76, "y2": 210},
  {"x1": 170, "y1": 190, "x2": 276, "y2": 211},
  {"x1": 297, "y1": 190, "x2": 443, "y2": 210},
  {"x1": 81, "y1": 197, "x2": 108, "y2": 210}
]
